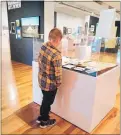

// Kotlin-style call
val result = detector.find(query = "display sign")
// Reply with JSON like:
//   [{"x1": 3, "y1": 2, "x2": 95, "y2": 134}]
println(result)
[
  {"x1": 7, "y1": 1, "x2": 21, "y2": 10},
  {"x1": 96, "y1": 9, "x2": 116, "y2": 38}
]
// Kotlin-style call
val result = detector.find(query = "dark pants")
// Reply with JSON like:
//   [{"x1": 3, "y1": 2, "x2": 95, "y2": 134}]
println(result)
[{"x1": 40, "y1": 89, "x2": 57, "y2": 121}]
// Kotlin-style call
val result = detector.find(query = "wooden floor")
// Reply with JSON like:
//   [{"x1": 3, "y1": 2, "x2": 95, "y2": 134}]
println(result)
[{"x1": 2, "y1": 52, "x2": 120, "y2": 134}]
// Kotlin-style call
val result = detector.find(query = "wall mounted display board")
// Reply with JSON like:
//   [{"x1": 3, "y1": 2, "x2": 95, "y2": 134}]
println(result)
[
  {"x1": 16, "y1": 27, "x2": 21, "y2": 39},
  {"x1": 16, "y1": 19, "x2": 20, "y2": 27},
  {"x1": 10, "y1": 22, "x2": 16, "y2": 34},
  {"x1": 21, "y1": 16, "x2": 40, "y2": 38}
]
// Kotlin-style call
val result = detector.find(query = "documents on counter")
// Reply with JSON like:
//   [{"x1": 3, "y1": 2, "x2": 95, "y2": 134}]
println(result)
[
  {"x1": 62, "y1": 56, "x2": 117, "y2": 75},
  {"x1": 83, "y1": 61, "x2": 117, "y2": 71},
  {"x1": 63, "y1": 64, "x2": 75, "y2": 69},
  {"x1": 73, "y1": 67, "x2": 85, "y2": 71}
]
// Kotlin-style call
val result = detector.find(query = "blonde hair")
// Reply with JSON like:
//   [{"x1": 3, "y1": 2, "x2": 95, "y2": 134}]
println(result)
[{"x1": 48, "y1": 28, "x2": 63, "y2": 41}]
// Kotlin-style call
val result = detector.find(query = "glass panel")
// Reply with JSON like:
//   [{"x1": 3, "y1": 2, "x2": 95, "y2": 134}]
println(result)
[{"x1": 33, "y1": 34, "x2": 44, "y2": 61}]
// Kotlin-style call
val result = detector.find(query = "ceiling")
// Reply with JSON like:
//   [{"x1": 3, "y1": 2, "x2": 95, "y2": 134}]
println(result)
[
  {"x1": 104, "y1": 1, "x2": 120, "y2": 11},
  {"x1": 54, "y1": 1, "x2": 120, "y2": 20}
]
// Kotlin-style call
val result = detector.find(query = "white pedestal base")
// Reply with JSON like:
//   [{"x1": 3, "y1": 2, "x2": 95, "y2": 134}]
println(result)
[{"x1": 32, "y1": 61, "x2": 119, "y2": 133}]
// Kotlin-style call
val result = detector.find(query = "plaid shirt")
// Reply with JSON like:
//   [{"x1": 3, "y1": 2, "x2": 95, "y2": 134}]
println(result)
[{"x1": 38, "y1": 42, "x2": 62, "y2": 91}]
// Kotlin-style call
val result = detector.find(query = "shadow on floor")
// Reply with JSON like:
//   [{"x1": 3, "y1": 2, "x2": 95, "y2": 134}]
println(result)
[{"x1": 15, "y1": 102, "x2": 40, "y2": 128}]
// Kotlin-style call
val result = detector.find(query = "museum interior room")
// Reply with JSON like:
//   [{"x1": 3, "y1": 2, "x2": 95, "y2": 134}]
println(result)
[{"x1": 1, "y1": 1, "x2": 120, "y2": 134}]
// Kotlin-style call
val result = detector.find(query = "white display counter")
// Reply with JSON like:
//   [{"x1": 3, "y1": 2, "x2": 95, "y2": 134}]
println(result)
[{"x1": 32, "y1": 60, "x2": 119, "y2": 133}]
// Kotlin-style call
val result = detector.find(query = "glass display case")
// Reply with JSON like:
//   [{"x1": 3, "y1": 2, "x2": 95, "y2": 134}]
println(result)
[{"x1": 33, "y1": 34, "x2": 44, "y2": 61}]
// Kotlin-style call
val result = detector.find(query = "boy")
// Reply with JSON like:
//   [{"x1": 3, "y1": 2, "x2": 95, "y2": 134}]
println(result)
[{"x1": 36, "y1": 28, "x2": 63, "y2": 128}]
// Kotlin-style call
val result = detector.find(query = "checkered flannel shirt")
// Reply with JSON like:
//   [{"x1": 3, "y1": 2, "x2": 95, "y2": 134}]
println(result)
[{"x1": 38, "y1": 42, "x2": 62, "y2": 91}]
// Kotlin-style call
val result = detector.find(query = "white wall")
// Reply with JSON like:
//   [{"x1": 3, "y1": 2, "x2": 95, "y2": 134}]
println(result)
[
  {"x1": 2, "y1": 2, "x2": 11, "y2": 62},
  {"x1": 1, "y1": 2, "x2": 20, "y2": 116},
  {"x1": 56, "y1": 12, "x2": 85, "y2": 33},
  {"x1": 44, "y1": 2, "x2": 54, "y2": 42}
]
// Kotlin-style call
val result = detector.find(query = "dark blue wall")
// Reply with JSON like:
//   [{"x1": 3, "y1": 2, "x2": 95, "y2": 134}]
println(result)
[
  {"x1": 115, "y1": 21, "x2": 120, "y2": 37},
  {"x1": 89, "y1": 16, "x2": 99, "y2": 35},
  {"x1": 7, "y1": 1, "x2": 44, "y2": 65}
]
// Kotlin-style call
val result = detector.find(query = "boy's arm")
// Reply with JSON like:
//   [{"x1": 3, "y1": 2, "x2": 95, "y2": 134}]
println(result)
[
  {"x1": 53, "y1": 54, "x2": 62, "y2": 88},
  {"x1": 38, "y1": 53, "x2": 41, "y2": 67}
]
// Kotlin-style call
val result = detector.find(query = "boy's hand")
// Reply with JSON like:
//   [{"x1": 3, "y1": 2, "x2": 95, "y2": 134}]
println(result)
[{"x1": 53, "y1": 54, "x2": 62, "y2": 87}]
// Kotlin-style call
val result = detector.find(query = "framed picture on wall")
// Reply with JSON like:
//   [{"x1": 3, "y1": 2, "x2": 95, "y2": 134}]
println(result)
[
  {"x1": 63, "y1": 27, "x2": 67, "y2": 35},
  {"x1": 21, "y1": 16, "x2": 40, "y2": 38},
  {"x1": 67, "y1": 28, "x2": 72, "y2": 34},
  {"x1": 90, "y1": 25, "x2": 95, "y2": 32},
  {"x1": 16, "y1": 19, "x2": 20, "y2": 27},
  {"x1": 10, "y1": 22, "x2": 16, "y2": 34},
  {"x1": 16, "y1": 27, "x2": 21, "y2": 39},
  {"x1": 77, "y1": 26, "x2": 82, "y2": 34}
]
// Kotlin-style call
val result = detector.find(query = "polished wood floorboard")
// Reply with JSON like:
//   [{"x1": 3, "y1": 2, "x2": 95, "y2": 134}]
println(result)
[{"x1": 2, "y1": 52, "x2": 120, "y2": 134}]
